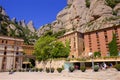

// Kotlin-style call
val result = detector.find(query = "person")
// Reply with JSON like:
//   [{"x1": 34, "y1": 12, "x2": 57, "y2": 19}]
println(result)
[
  {"x1": 9, "y1": 65, "x2": 13, "y2": 74},
  {"x1": 109, "y1": 63, "x2": 113, "y2": 68},
  {"x1": 103, "y1": 62, "x2": 107, "y2": 69}
]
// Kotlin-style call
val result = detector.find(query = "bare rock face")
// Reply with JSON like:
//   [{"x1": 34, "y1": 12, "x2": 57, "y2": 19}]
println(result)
[
  {"x1": 37, "y1": 24, "x2": 51, "y2": 36},
  {"x1": 37, "y1": 0, "x2": 120, "y2": 36},
  {"x1": 20, "y1": 20, "x2": 26, "y2": 28},
  {"x1": 27, "y1": 21, "x2": 36, "y2": 33},
  {"x1": 114, "y1": 3, "x2": 120, "y2": 16},
  {"x1": 0, "y1": 7, "x2": 7, "y2": 16},
  {"x1": 11, "y1": 18, "x2": 17, "y2": 23}
]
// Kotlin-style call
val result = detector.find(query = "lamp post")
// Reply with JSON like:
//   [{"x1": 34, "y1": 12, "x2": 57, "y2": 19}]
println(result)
[{"x1": 89, "y1": 52, "x2": 94, "y2": 69}]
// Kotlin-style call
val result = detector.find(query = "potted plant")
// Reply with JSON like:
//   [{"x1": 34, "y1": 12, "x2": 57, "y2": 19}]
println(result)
[
  {"x1": 39, "y1": 68, "x2": 43, "y2": 72},
  {"x1": 35, "y1": 68, "x2": 39, "y2": 72},
  {"x1": 94, "y1": 65, "x2": 99, "y2": 72},
  {"x1": 114, "y1": 64, "x2": 120, "y2": 71},
  {"x1": 50, "y1": 68, "x2": 55, "y2": 73},
  {"x1": 80, "y1": 66, "x2": 86, "y2": 72},
  {"x1": 69, "y1": 66, "x2": 75, "y2": 72},
  {"x1": 46, "y1": 68, "x2": 50, "y2": 73},
  {"x1": 31, "y1": 68, "x2": 35, "y2": 72},
  {"x1": 57, "y1": 68, "x2": 63, "y2": 73},
  {"x1": 18, "y1": 69, "x2": 22, "y2": 72}
]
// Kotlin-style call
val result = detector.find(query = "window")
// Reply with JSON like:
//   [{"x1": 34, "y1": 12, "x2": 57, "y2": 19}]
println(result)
[
  {"x1": 6, "y1": 40, "x2": 8, "y2": 44},
  {"x1": 90, "y1": 48, "x2": 92, "y2": 52},
  {"x1": 2, "y1": 40, "x2": 4, "y2": 43},
  {"x1": 72, "y1": 55, "x2": 74, "y2": 58},
  {"x1": 4, "y1": 46, "x2": 7, "y2": 49},
  {"x1": 105, "y1": 35, "x2": 107, "y2": 39},
  {"x1": 16, "y1": 52, "x2": 19, "y2": 55},
  {"x1": 4, "y1": 52, "x2": 6, "y2": 55}
]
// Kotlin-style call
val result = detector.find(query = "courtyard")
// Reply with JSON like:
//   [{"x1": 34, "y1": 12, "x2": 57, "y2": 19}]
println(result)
[{"x1": 0, "y1": 68, "x2": 120, "y2": 80}]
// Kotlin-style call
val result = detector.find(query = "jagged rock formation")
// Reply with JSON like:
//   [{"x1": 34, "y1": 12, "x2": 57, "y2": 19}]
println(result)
[
  {"x1": 0, "y1": 6, "x2": 7, "y2": 16},
  {"x1": 37, "y1": 0, "x2": 120, "y2": 37},
  {"x1": 0, "y1": 6, "x2": 37, "y2": 45},
  {"x1": 27, "y1": 21, "x2": 36, "y2": 33},
  {"x1": 19, "y1": 20, "x2": 26, "y2": 28}
]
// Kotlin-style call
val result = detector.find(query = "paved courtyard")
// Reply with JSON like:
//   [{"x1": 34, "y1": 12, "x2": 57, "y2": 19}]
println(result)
[{"x1": 0, "y1": 68, "x2": 120, "y2": 80}]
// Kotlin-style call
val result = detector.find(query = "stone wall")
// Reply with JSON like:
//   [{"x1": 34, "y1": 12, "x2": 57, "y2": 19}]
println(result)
[{"x1": 36, "y1": 59, "x2": 65, "y2": 69}]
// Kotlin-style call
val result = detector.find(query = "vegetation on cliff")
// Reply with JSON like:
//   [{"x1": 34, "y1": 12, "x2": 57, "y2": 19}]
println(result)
[{"x1": 0, "y1": 6, "x2": 38, "y2": 45}]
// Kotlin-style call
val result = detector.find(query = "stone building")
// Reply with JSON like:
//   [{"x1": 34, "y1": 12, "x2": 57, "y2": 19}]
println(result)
[
  {"x1": 0, "y1": 36, "x2": 24, "y2": 71},
  {"x1": 58, "y1": 31, "x2": 84, "y2": 58},
  {"x1": 0, "y1": 36, "x2": 34, "y2": 71},
  {"x1": 84, "y1": 26, "x2": 120, "y2": 57},
  {"x1": 57, "y1": 26, "x2": 120, "y2": 58}
]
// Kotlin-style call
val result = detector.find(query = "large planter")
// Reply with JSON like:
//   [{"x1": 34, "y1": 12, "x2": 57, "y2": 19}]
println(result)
[
  {"x1": 80, "y1": 66, "x2": 86, "y2": 72},
  {"x1": 94, "y1": 65, "x2": 99, "y2": 72},
  {"x1": 46, "y1": 68, "x2": 50, "y2": 73},
  {"x1": 69, "y1": 66, "x2": 75, "y2": 72},
  {"x1": 57, "y1": 68, "x2": 63, "y2": 73},
  {"x1": 39, "y1": 68, "x2": 43, "y2": 72},
  {"x1": 114, "y1": 64, "x2": 120, "y2": 71},
  {"x1": 50, "y1": 68, "x2": 55, "y2": 73}
]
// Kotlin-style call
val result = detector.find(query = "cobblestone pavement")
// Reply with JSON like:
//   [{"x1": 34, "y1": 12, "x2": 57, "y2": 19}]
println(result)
[{"x1": 0, "y1": 68, "x2": 120, "y2": 80}]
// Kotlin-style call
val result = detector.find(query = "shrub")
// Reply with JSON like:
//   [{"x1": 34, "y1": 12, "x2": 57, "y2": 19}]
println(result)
[
  {"x1": 69, "y1": 66, "x2": 75, "y2": 72},
  {"x1": 94, "y1": 52, "x2": 101, "y2": 58},
  {"x1": 46, "y1": 68, "x2": 50, "y2": 73},
  {"x1": 112, "y1": 10, "x2": 117, "y2": 16},
  {"x1": 50, "y1": 68, "x2": 55, "y2": 73},
  {"x1": 94, "y1": 65, "x2": 99, "y2": 72},
  {"x1": 105, "y1": 0, "x2": 120, "y2": 8},
  {"x1": 57, "y1": 68, "x2": 63, "y2": 73},
  {"x1": 85, "y1": 0, "x2": 90, "y2": 8},
  {"x1": 114, "y1": 64, "x2": 120, "y2": 71},
  {"x1": 80, "y1": 66, "x2": 86, "y2": 72}
]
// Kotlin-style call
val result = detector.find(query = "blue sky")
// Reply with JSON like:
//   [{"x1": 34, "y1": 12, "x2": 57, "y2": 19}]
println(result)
[{"x1": 0, "y1": 0, "x2": 67, "y2": 29}]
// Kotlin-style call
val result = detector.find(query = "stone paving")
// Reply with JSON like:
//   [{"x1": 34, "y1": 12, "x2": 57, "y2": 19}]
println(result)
[{"x1": 0, "y1": 68, "x2": 120, "y2": 80}]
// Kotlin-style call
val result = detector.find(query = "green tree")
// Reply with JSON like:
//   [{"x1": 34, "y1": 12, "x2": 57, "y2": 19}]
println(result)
[
  {"x1": 108, "y1": 33, "x2": 118, "y2": 56},
  {"x1": 34, "y1": 36, "x2": 55, "y2": 70},
  {"x1": 85, "y1": 0, "x2": 90, "y2": 8},
  {"x1": 50, "y1": 40, "x2": 70, "y2": 58},
  {"x1": 94, "y1": 52, "x2": 101, "y2": 58},
  {"x1": 34, "y1": 36, "x2": 70, "y2": 71},
  {"x1": 105, "y1": 0, "x2": 120, "y2": 8}
]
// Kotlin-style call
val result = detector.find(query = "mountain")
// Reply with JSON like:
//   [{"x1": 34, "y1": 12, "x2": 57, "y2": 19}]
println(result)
[
  {"x1": 37, "y1": 0, "x2": 120, "y2": 37},
  {"x1": 0, "y1": 6, "x2": 37, "y2": 45}
]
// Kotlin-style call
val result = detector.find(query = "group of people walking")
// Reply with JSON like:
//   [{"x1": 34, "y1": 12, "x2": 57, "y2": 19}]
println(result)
[{"x1": 97, "y1": 62, "x2": 113, "y2": 70}]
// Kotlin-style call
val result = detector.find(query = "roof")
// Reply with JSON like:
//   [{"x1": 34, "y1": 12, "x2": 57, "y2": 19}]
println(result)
[
  {"x1": 84, "y1": 25, "x2": 120, "y2": 34},
  {"x1": 58, "y1": 30, "x2": 83, "y2": 39},
  {"x1": 0, "y1": 36, "x2": 24, "y2": 41}
]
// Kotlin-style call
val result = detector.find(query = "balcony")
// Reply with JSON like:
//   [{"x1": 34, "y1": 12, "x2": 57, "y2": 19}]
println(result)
[
  {"x1": 0, "y1": 48, "x2": 4, "y2": 50},
  {"x1": 7, "y1": 48, "x2": 14, "y2": 51},
  {"x1": 91, "y1": 56, "x2": 120, "y2": 62},
  {"x1": 18, "y1": 48, "x2": 23, "y2": 52}
]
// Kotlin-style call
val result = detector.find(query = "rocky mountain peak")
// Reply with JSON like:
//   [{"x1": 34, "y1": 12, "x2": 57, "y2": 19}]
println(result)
[
  {"x1": 20, "y1": 20, "x2": 26, "y2": 28},
  {"x1": 27, "y1": 20, "x2": 36, "y2": 32},
  {"x1": 0, "y1": 6, "x2": 7, "y2": 16},
  {"x1": 37, "y1": 0, "x2": 120, "y2": 37}
]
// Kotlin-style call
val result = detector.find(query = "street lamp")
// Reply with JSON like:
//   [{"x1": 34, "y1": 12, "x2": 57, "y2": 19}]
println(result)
[{"x1": 88, "y1": 52, "x2": 94, "y2": 69}]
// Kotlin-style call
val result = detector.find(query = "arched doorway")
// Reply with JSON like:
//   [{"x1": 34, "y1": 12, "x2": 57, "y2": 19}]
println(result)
[{"x1": 22, "y1": 55, "x2": 36, "y2": 69}]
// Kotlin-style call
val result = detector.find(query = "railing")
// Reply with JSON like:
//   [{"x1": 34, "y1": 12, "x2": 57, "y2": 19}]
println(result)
[
  {"x1": 0, "y1": 48, "x2": 4, "y2": 50},
  {"x1": 18, "y1": 49, "x2": 23, "y2": 52},
  {"x1": 66, "y1": 56, "x2": 120, "y2": 62}
]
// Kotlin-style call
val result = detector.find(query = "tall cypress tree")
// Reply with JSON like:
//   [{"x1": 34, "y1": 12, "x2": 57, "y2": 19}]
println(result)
[{"x1": 108, "y1": 33, "x2": 118, "y2": 56}]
